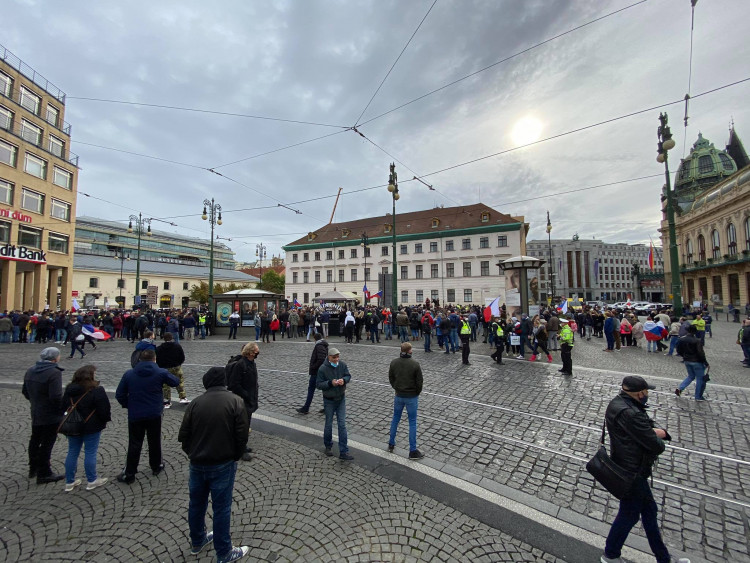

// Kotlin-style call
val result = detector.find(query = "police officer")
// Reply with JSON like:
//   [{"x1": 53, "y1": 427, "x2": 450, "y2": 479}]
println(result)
[
  {"x1": 559, "y1": 319, "x2": 574, "y2": 375},
  {"x1": 459, "y1": 315, "x2": 472, "y2": 365},
  {"x1": 489, "y1": 318, "x2": 505, "y2": 365},
  {"x1": 198, "y1": 312, "x2": 207, "y2": 339}
]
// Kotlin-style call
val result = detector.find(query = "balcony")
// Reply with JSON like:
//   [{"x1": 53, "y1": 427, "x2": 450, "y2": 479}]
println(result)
[
  {"x1": 0, "y1": 115, "x2": 79, "y2": 167},
  {"x1": 679, "y1": 251, "x2": 750, "y2": 273}
]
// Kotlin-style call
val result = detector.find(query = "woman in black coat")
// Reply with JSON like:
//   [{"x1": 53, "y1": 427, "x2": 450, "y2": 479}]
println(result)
[{"x1": 61, "y1": 365, "x2": 111, "y2": 492}]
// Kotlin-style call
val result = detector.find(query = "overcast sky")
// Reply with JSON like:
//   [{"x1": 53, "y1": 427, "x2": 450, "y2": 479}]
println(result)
[{"x1": 4, "y1": 0, "x2": 750, "y2": 263}]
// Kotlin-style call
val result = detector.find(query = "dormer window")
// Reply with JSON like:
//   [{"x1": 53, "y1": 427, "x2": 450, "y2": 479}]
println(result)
[
  {"x1": 307, "y1": 232, "x2": 317, "y2": 241},
  {"x1": 384, "y1": 224, "x2": 392, "y2": 234},
  {"x1": 341, "y1": 229, "x2": 350, "y2": 238},
  {"x1": 480, "y1": 212, "x2": 489, "y2": 223},
  {"x1": 431, "y1": 218, "x2": 440, "y2": 228}
]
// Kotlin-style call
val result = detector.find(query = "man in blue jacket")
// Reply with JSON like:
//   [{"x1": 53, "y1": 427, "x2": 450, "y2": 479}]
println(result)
[
  {"x1": 315, "y1": 348, "x2": 353, "y2": 460},
  {"x1": 115, "y1": 348, "x2": 179, "y2": 484}
]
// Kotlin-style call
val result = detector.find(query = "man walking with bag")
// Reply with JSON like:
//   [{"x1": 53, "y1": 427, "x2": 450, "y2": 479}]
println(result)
[
  {"x1": 600, "y1": 375, "x2": 689, "y2": 563},
  {"x1": 227, "y1": 343, "x2": 259, "y2": 461}
]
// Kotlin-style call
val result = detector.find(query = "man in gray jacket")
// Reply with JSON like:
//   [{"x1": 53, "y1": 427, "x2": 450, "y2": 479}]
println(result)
[{"x1": 387, "y1": 342, "x2": 424, "y2": 459}]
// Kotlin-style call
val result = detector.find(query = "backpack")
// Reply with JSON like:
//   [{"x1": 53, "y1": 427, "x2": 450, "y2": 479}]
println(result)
[
  {"x1": 226, "y1": 354, "x2": 243, "y2": 378},
  {"x1": 422, "y1": 317, "x2": 432, "y2": 334},
  {"x1": 130, "y1": 349, "x2": 142, "y2": 368}
]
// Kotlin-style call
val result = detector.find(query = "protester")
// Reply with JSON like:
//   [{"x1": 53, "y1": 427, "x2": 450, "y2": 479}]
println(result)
[
  {"x1": 387, "y1": 342, "x2": 424, "y2": 459},
  {"x1": 156, "y1": 332, "x2": 188, "y2": 408},
  {"x1": 316, "y1": 348, "x2": 353, "y2": 460},
  {"x1": 297, "y1": 333, "x2": 328, "y2": 414},
  {"x1": 489, "y1": 318, "x2": 506, "y2": 365},
  {"x1": 227, "y1": 343, "x2": 259, "y2": 462},
  {"x1": 67, "y1": 317, "x2": 86, "y2": 359},
  {"x1": 22, "y1": 347, "x2": 64, "y2": 484},
  {"x1": 61, "y1": 365, "x2": 111, "y2": 491},
  {"x1": 530, "y1": 319, "x2": 552, "y2": 363},
  {"x1": 115, "y1": 349, "x2": 179, "y2": 484},
  {"x1": 178, "y1": 367, "x2": 250, "y2": 563},
  {"x1": 739, "y1": 318, "x2": 750, "y2": 367},
  {"x1": 675, "y1": 325, "x2": 709, "y2": 400}
]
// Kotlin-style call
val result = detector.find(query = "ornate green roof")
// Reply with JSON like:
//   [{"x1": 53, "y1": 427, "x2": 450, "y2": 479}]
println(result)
[{"x1": 674, "y1": 133, "x2": 738, "y2": 200}]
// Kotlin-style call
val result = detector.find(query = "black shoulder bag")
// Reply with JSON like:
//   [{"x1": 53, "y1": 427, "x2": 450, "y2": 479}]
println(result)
[
  {"x1": 58, "y1": 391, "x2": 95, "y2": 437},
  {"x1": 586, "y1": 421, "x2": 639, "y2": 500}
]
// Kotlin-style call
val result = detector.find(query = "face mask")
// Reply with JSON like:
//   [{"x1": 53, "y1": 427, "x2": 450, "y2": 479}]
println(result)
[
  {"x1": 640, "y1": 393, "x2": 649, "y2": 405},
  {"x1": 254, "y1": 352, "x2": 260, "y2": 358},
  {"x1": 330, "y1": 361, "x2": 339, "y2": 368}
]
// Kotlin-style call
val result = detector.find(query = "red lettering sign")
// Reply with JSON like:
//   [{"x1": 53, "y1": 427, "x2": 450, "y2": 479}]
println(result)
[{"x1": 0, "y1": 208, "x2": 33, "y2": 223}]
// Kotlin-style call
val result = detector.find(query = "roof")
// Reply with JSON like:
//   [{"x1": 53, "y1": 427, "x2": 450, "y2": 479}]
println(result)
[
  {"x1": 214, "y1": 288, "x2": 282, "y2": 297},
  {"x1": 239, "y1": 265, "x2": 286, "y2": 278},
  {"x1": 73, "y1": 254, "x2": 258, "y2": 282},
  {"x1": 283, "y1": 203, "x2": 520, "y2": 249}
]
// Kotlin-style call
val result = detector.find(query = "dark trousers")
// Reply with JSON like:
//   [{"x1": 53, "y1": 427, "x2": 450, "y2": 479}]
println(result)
[
  {"x1": 125, "y1": 417, "x2": 162, "y2": 476},
  {"x1": 228, "y1": 325, "x2": 238, "y2": 339},
  {"x1": 605, "y1": 476, "x2": 670, "y2": 563},
  {"x1": 29, "y1": 423, "x2": 58, "y2": 477},
  {"x1": 490, "y1": 345, "x2": 504, "y2": 363},
  {"x1": 302, "y1": 375, "x2": 318, "y2": 411},
  {"x1": 561, "y1": 343, "x2": 573, "y2": 374},
  {"x1": 460, "y1": 335, "x2": 470, "y2": 363}
]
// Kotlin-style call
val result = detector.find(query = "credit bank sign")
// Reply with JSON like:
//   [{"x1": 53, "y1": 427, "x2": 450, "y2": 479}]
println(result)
[{"x1": 0, "y1": 244, "x2": 47, "y2": 264}]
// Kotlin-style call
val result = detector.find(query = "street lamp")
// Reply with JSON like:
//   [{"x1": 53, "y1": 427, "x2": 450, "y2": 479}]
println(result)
[
  {"x1": 387, "y1": 163, "x2": 399, "y2": 311},
  {"x1": 127, "y1": 213, "x2": 151, "y2": 308},
  {"x1": 202, "y1": 198, "x2": 222, "y2": 311},
  {"x1": 360, "y1": 232, "x2": 369, "y2": 301},
  {"x1": 546, "y1": 211, "x2": 555, "y2": 303},
  {"x1": 113, "y1": 248, "x2": 130, "y2": 307},
  {"x1": 657, "y1": 112, "x2": 683, "y2": 313},
  {"x1": 255, "y1": 243, "x2": 267, "y2": 290}
]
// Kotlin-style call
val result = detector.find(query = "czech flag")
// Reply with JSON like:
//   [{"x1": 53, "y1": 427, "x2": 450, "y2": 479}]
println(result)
[
  {"x1": 373, "y1": 290, "x2": 383, "y2": 299},
  {"x1": 484, "y1": 296, "x2": 501, "y2": 322},
  {"x1": 363, "y1": 283, "x2": 370, "y2": 301},
  {"x1": 293, "y1": 298, "x2": 301, "y2": 307},
  {"x1": 643, "y1": 320, "x2": 667, "y2": 341},
  {"x1": 71, "y1": 298, "x2": 81, "y2": 312},
  {"x1": 648, "y1": 243, "x2": 655, "y2": 270},
  {"x1": 556, "y1": 300, "x2": 568, "y2": 314}
]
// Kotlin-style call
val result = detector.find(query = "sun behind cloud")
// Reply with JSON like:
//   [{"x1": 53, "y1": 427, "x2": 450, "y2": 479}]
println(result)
[{"x1": 511, "y1": 116, "x2": 544, "y2": 146}]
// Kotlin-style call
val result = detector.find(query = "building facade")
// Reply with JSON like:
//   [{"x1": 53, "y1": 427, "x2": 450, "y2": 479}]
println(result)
[
  {"x1": 526, "y1": 238, "x2": 664, "y2": 303},
  {"x1": 661, "y1": 129, "x2": 750, "y2": 309},
  {"x1": 73, "y1": 216, "x2": 256, "y2": 309},
  {"x1": 283, "y1": 203, "x2": 526, "y2": 307},
  {"x1": 0, "y1": 45, "x2": 79, "y2": 311}
]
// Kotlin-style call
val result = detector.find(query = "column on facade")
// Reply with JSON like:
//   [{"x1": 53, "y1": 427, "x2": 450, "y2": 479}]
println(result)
[
  {"x1": 32, "y1": 263, "x2": 47, "y2": 312},
  {"x1": 59, "y1": 266, "x2": 71, "y2": 311},
  {"x1": 23, "y1": 271, "x2": 34, "y2": 311},
  {"x1": 46, "y1": 268, "x2": 58, "y2": 310},
  {"x1": 1, "y1": 259, "x2": 17, "y2": 311}
]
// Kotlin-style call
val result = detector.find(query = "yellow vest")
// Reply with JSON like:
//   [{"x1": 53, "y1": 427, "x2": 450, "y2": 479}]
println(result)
[
  {"x1": 560, "y1": 325, "x2": 574, "y2": 346},
  {"x1": 496, "y1": 325, "x2": 504, "y2": 337},
  {"x1": 460, "y1": 320, "x2": 471, "y2": 334}
]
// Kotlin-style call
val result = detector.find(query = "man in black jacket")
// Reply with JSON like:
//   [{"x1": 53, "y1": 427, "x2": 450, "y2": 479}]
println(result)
[
  {"x1": 179, "y1": 367, "x2": 249, "y2": 563},
  {"x1": 227, "y1": 343, "x2": 259, "y2": 461},
  {"x1": 601, "y1": 376, "x2": 689, "y2": 563},
  {"x1": 675, "y1": 325, "x2": 709, "y2": 400},
  {"x1": 22, "y1": 347, "x2": 64, "y2": 483},
  {"x1": 387, "y1": 343, "x2": 424, "y2": 459},
  {"x1": 156, "y1": 332, "x2": 188, "y2": 408},
  {"x1": 297, "y1": 332, "x2": 327, "y2": 414}
]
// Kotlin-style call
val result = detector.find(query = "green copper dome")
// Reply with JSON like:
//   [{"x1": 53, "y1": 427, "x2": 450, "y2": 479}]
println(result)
[{"x1": 674, "y1": 133, "x2": 738, "y2": 198}]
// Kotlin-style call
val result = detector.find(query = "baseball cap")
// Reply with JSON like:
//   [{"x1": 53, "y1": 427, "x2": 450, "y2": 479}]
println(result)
[
  {"x1": 559, "y1": 319, "x2": 569, "y2": 323},
  {"x1": 328, "y1": 348, "x2": 341, "y2": 356},
  {"x1": 622, "y1": 375, "x2": 655, "y2": 392}
]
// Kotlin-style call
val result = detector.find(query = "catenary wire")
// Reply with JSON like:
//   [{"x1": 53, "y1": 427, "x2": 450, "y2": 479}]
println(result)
[{"x1": 72, "y1": 140, "x2": 209, "y2": 169}]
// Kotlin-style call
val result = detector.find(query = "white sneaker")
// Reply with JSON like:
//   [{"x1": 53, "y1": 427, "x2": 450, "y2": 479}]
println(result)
[
  {"x1": 163, "y1": 402, "x2": 171, "y2": 409},
  {"x1": 600, "y1": 556, "x2": 623, "y2": 563},
  {"x1": 179, "y1": 398, "x2": 190, "y2": 404},
  {"x1": 64, "y1": 479, "x2": 82, "y2": 492},
  {"x1": 516, "y1": 355, "x2": 524, "y2": 359},
  {"x1": 86, "y1": 477, "x2": 108, "y2": 490}
]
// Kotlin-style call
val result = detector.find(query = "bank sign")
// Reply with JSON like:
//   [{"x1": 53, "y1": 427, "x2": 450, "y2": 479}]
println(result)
[{"x1": 0, "y1": 244, "x2": 47, "y2": 264}]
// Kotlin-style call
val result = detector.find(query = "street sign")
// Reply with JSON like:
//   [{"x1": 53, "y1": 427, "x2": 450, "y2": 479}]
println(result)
[
  {"x1": 71, "y1": 290, "x2": 79, "y2": 297},
  {"x1": 146, "y1": 285, "x2": 158, "y2": 305}
]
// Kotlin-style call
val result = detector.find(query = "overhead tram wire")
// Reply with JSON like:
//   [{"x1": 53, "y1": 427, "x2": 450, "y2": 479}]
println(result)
[
  {"x1": 357, "y1": 0, "x2": 649, "y2": 128},
  {"x1": 353, "y1": 0, "x2": 439, "y2": 127},
  {"x1": 682, "y1": 0, "x2": 698, "y2": 158},
  {"x1": 73, "y1": 140, "x2": 209, "y2": 169}
]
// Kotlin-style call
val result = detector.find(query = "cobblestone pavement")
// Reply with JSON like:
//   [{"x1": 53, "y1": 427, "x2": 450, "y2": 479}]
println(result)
[
  {"x1": 0, "y1": 390, "x2": 563, "y2": 563},
  {"x1": 1, "y1": 319, "x2": 748, "y2": 562}
]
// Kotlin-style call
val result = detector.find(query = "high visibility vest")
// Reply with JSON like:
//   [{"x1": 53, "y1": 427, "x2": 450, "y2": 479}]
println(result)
[
  {"x1": 692, "y1": 319, "x2": 705, "y2": 331},
  {"x1": 198, "y1": 314, "x2": 206, "y2": 325},
  {"x1": 560, "y1": 325, "x2": 574, "y2": 346},
  {"x1": 460, "y1": 320, "x2": 471, "y2": 335},
  {"x1": 496, "y1": 325, "x2": 504, "y2": 337}
]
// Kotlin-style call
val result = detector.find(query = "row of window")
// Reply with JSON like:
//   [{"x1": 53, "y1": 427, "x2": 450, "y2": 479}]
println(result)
[
  {"x1": 0, "y1": 178, "x2": 71, "y2": 220},
  {"x1": 0, "y1": 71, "x2": 62, "y2": 127},
  {"x1": 0, "y1": 138, "x2": 73, "y2": 188},
  {"x1": 291, "y1": 236, "x2": 509, "y2": 262},
  {"x1": 684, "y1": 219, "x2": 749, "y2": 264},
  {"x1": 0, "y1": 220, "x2": 69, "y2": 253},
  {"x1": 291, "y1": 261, "x2": 495, "y2": 284},
  {"x1": 0, "y1": 104, "x2": 66, "y2": 157},
  {"x1": 89, "y1": 278, "x2": 191, "y2": 291},
  {"x1": 291, "y1": 288, "x2": 475, "y2": 305}
]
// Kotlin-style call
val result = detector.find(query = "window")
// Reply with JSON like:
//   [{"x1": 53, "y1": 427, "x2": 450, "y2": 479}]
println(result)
[
  {"x1": 429, "y1": 241, "x2": 437, "y2": 253},
  {"x1": 303, "y1": 271, "x2": 309, "y2": 283},
  {"x1": 497, "y1": 235, "x2": 508, "y2": 247},
  {"x1": 183, "y1": 282, "x2": 189, "y2": 290},
  {"x1": 303, "y1": 252, "x2": 309, "y2": 262},
  {"x1": 24, "y1": 153, "x2": 47, "y2": 178},
  {"x1": 304, "y1": 292, "x2": 309, "y2": 303},
  {"x1": 364, "y1": 267, "x2": 370, "y2": 281},
  {"x1": 326, "y1": 250, "x2": 333, "y2": 260},
  {"x1": 350, "y1": 269, "x2": 357, "y2": 282},
  {"x1": 338, "y1": 249, "x2": 344, "y2": 260},
  {"x1": 20, "y1": 120, "x2": 42, "y2": 145},
  {"x1": 698, "y1": 155, "x2": 713, "y2": 174},
  {"x1": 381, "y1": 245, "x2": 389, "y2": 256},
  {"x1": 326, "y1": 270, "x2": 333, "y2": 283},
  {"x1": 338, "y1": 269, "x2": 344, "y2": 282},
  {"x1": 463, "y1": 262, "x2": 472, "y2": 277},
  {"x1": 164, "y1": 281, "x2": 170, "y2": 290},
  {"x1": 18, "y1": 225, "x2": 41, "y2": 248},
  {"x1": 364, "y1": 247, "x2": 371, "y2": 258},
  {"x1": 384, "y1": 223, "x2": 392, "y2": 233},
  {"x1": 52, "y1": 167, "x2": 72, "y2": 189},
  {"x1": 0, "y1": 179, "x2": 12, "y2": 205},
  {"x1": 0, "y1": 72, "x2": 11, "y2": 97},
  {"x1": 464, "y1": 289, "x2": 473, "y2": 303},
  {"x1": 481, "y1": 261, "x2": 490, "y2": 276},
  {"x1": 341, "y1": 229, "x2": 350, "y2": 238},
  {"x1": 314, "y1": 251, "x2": 320, "y2": 261},
  {"x1": 745, "y1": 217, "x2": 750, "y2": 251},
  {"x1": 48, "y1": 232, "x2": 68, "y2": 254},
  {"x1": 0, "y1": 105, "x2": 12, "y2": 130},
  {"x1": 0, "y1": 139, "x2": 17, "y2": 167},
  {"x1": 50, "y1": 198, "x2": 70, "y2": 221},
  {"x1": 445, "y1": 240, "x2": 454, "y2": 251},
  {"x1": 401, "y1": 290, "x2": 408, "y2": 303},
  {"x1": 697, "y1": 235, "x2": 706, "y2": 261},
  {"x1": 462, "y1": 238, "x2": 471, "y2": 250},
  {"x1": 711, "y1": 229, "x2": 721, "y2": 259},
  {"x1": 431, "y1": 290, "x2": 438, "y2": 301},
  {"x1": 381, "y1": 266, "x2": 388, "y2": 275},
  {"x1": 446, "y1": 263, "x2": 454, "y2": 278},
  {"x1": 431, "y1": 218, "x2": 439, "y2": 228},
  {"x1": 431, "y1": 264, "x2": 439, "y2": 278},
  {"x1": 292, "y1": 272, "x2": 298, "y2": 283},
  {"x1": 89, "y1": 278, "x2": 99, "y2": 288},
  {"x1": 400, "y1": 265, "x2": 408, "y2": 279},
  {"x1": 314, "y1": 271, "x2": 321, "y2": 283},
  {"x1": 46, "y1": 105, "x2": 59, "y2": 127},
  {"x1": 446, "y1": 289, "x2": 455, "y2": 302},
  {"x1": 142, "y1": 280, "x2": 149, "y2": 289},
  {"x1": 20, "y1": 87, "x2": 40, "y2": 115},
  {"x1": 720, "y1": 153, "x2": 735, "y2": 171},
  {"x1": 479, "y1": 236, "x2": 489, "y2": 249},
  {"x1": 481, "y1": 212, "x2": 489, "y2": 223},
  {"x1": 414, "y1": 243, "x2": 423, "y2": 254},
  {"x1": 727, "y1": 223, "x2": 737, "y2": 256},
  {"x1": 415, "y1": 265, "x2": 423, "y2": 279},
  {"x1": 21, "y1": 188, "x2": 44, "y2": 214},
  {"x1": 292, "y1": 253, "x2": 298, "y2": 263},
  {"x1": 350, "y1": 248, "x2": 357, "y2": 258},
  {"x1": 416, "y1": 290, "x2": 423, "y2": 302},
  {"x1": 400, "y1": 244, "x2": 407, "y2": 255}
]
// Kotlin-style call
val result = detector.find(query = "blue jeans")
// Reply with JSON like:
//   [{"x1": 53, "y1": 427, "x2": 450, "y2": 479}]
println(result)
[
  {"x1": 398, "y1": 326, "x2": 408, "y2": 342},
  {"x1": 604, "y1": 476, "x2": 670, "y2": 563},
  {"x1": 389, "y1": 396, "x2": 418, "y2": 452},
  {"x1": 255, "y1": 325, "x2": 261, "y2": 341},
  {"x1": 369, "y1": 327, "x2": 379, "y2": 343},
  {"x1": 679, "y1": 361, "x2": 706, "y2": 399},
  {"x1": 56, "y1": 328, "x2": 66, "y2": 342},
  {"x1": 0, "y1": 331, "x2": 9, "y2": 343},
  {"x1": 384, "y1": 323, "x2": 392, "y2": 339},
  {"x1": 423, "y1": 333, "x2": 431, "y2": 351},
  {"x1": 323, "y1": 397, "x2": 348, "y2": 455},
  {"x1": 65, "y1": 431, "x2": 101, "y2": 483},
  {"x1": 302, "y1": 375, "x2": 317, "y2": 411},
  {"x1": 647, "y1": 339, "x2": 656, "y2": 352},
  {"x1": 668, "y1": 335, "x2": 679, "y2": 355},
  {"x1": 12, "y1": 325, "x2": 20, "y2": 342},
  {"x1": 188, "y1": 460, "x2": 237, "y2": 561},
  {"x1": 450, "y1": 329, "x2": 459, "y2": 351},
  {"x1": 199, "y1": 325, "x2": 206, "y2": 339}
]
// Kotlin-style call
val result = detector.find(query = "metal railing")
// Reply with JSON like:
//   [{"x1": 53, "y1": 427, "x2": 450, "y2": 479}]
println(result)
[
  {"x1": 0, "y1": 84, "x2": 72, "y2": 135},
  {"x1": 0, "y1": 44, "x2": 66, "y2": 103},
  {"x1": 0, "y1": 116, "x2": 79, "y2": 167}
]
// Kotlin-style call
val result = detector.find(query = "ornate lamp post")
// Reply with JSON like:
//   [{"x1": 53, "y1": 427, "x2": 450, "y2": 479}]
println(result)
[
  {"x1": 546, "y1": 211, "x2": 555, "y2": 303},
  {"x1": 657, "y1": 112, "x2": 682, "y2": 313},
  {"x1": 360, "y1": 232, "x2": 369, "y2": 300},
  {"x1": 127, "y1": 213, "x2": 151, "y2": 307},
  {"x1": 202, "y1": 198, "x2": 222, "y2": 311},
  {"x1": 256, "y1": 243, "x2": 267, "y2": 289},
  {"x1": 113, "y1": 247, "x2": 130, "y2": 307},
  {"x1": 387, "y1": 163, "x2": 399, "y2": 311}
]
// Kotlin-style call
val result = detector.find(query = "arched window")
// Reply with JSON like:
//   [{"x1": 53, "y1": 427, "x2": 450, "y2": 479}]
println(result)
[
  {"x1": 685, "y1": 238, "x2": 693, "y2": 264},
  {"x1": 719, "y1": 153, "x2": 735, "y2": 171},
  {"x1": 727, "y1": 224, "x2": 737, "y2": 256},
  {"x1": 711, "y1": 229, "x2": 721, "y2": 259},
  {"x1": 698, "y1": 155, "x2": 714, "y2": 174},
  {"x1": 745, "y1": 217, "x2": 750, "y2": 251},
  {"x1": 697, "y1": 235, "x2": 706, "y2": 261}
]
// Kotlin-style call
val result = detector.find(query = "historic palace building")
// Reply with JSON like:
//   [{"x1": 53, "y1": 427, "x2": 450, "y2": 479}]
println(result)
[{"x1": 1, "y1": 45, "x2": 78, "y2": 311}]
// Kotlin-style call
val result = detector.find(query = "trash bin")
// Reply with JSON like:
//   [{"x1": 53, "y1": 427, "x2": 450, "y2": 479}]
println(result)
[{"x1": 328, "y1": 317, "x2": 341, "y2": 337}]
